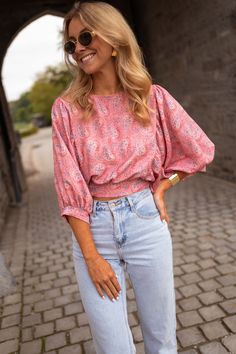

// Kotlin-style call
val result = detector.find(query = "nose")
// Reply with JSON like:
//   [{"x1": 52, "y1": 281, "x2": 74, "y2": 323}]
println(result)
[{"x1": 74, "y1": 40, "x2": 86, "y2": 54}]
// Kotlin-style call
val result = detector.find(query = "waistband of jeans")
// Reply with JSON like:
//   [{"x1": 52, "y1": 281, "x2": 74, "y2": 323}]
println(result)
[{"x1": 92, "y1": 187, "x2": 151, "y2": 213}]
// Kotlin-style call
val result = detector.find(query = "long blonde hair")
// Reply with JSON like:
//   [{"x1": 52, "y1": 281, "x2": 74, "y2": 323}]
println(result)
[{"x1": 62, "y1": 1, "x2": 154, "y2": 125}]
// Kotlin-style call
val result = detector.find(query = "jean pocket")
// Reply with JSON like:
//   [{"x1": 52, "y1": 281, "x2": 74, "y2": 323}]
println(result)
[{"x1": 133, "y1": 192, "x2": 160, "y2": 219}]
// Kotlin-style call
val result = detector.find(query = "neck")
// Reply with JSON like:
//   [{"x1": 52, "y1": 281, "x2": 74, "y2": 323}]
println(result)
[{"x1": 91, "y1": 62, "x2": 122, "y2": 95}]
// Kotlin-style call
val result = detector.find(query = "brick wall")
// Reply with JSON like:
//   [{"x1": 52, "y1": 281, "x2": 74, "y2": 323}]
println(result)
[{"x1": 131, "y1": 0, "x2": 236, "y2": 182}]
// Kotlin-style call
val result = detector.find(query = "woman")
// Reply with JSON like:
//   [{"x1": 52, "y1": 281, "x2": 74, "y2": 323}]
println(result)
[{"x1": 51, "y1": 2, "x2": 215, "y2": 353}]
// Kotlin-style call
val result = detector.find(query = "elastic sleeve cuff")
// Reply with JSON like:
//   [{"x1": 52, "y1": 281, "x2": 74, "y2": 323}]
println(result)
[
  {"x1": 61, "y1": 206, "x2": 91, "y2": 225},
  {"x1": 163, "y1": 169, "x2": 197, "y2": 182}
]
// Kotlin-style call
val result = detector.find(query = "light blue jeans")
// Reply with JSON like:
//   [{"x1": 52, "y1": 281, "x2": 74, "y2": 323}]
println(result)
[{"x1": 71, "y1": 187, "x2": 178, "y2": 354}]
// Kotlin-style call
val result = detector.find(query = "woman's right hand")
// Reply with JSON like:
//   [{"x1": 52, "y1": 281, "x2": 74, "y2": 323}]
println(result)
[{"x1": 85, "y1": 254, "x2": 122, "y2": 302}]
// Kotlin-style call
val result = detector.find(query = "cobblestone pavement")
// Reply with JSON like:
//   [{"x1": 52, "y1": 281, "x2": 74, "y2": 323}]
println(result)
[{"x1": 0, "y1": 127, "x2": 236, "y2": 354}]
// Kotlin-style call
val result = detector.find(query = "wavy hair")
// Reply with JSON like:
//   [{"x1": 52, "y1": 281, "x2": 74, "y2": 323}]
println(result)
[{"x1": 62, "y1": 1, "x2": 154, "y2": 125}]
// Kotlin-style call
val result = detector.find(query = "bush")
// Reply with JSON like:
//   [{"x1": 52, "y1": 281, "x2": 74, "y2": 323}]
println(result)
[{"x1": 14, "y1": 123, "x2": 39, "y2": 137}]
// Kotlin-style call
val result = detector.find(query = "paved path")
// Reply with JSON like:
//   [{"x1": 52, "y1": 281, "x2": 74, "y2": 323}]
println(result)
[{"x1": 0, "y1": 126, "x2": 236, "y2": 354}]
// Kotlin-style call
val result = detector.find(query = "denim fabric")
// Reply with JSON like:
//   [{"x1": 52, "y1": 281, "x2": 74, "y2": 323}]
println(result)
[{"x1": 71, "y1": 187, "x2": 178, "y2": 354}]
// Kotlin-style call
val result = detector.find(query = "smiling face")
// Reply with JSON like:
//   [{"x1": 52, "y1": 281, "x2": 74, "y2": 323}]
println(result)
[{"x1": 67, "y1": 16, "x2": 115, "y2": 75}]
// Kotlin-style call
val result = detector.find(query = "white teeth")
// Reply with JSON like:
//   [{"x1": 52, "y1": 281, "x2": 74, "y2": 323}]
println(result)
[{"x1": 81, "y1": 53, "x2": 95, "y2": 63}]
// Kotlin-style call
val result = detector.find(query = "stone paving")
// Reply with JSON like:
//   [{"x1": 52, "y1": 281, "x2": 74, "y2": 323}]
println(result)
[{"x1": 0, "y1": 126, "x2": 236, "y2": 354}]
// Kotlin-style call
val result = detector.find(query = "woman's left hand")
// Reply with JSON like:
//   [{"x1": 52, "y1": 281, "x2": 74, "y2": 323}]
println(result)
[{"x1": 153, "y1": 179, "x2": 172, "y2": 224}]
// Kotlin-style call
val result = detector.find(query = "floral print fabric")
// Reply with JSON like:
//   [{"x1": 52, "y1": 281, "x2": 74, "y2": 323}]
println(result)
[{"x1": 51, "y1": 84, "x2": 215, "y2": 224}]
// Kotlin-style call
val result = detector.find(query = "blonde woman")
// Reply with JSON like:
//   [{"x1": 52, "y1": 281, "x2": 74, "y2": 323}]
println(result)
[{"x1": 51, "y1": 2, "x2": 215, "y2": 353}]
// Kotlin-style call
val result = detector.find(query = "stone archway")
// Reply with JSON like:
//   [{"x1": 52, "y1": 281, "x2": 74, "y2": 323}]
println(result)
[
  {"x1": 0, "y1": 1, "x2": 133, "y2": 225},
  {"x1": 0, "y1": 10, "x2": 65, "y2": 226}
]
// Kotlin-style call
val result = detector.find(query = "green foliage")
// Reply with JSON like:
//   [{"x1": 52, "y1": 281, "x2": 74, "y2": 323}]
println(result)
[
  {"x1": 9, "y1": 63, "x2": 72, "y2": 126},
  {"x1": 28, "y1": 64, "x2": 72, "y2": 124},
  {"x1": 10, "y1": 92, "x2": 33, "y2": 123},
  {"x1": 14, "y1": 122, "x2": 38, "y2": 137}
]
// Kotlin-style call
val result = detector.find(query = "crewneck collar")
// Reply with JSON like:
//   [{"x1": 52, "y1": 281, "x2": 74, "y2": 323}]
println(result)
[{"x1": 89, "y1": 90, "x2": 126, "y2": 98}]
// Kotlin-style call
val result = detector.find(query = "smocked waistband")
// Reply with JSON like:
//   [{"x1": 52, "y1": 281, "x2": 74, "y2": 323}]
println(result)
[{"x1": 91, "y1": 187, "x2": 151, "y2": 213}]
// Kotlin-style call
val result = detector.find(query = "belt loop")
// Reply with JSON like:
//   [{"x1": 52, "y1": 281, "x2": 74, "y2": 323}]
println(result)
[
  {"x1": 92, "y1": 200, "x2": 97, "y2": 216},
  {"x1": 126, "y1": 195, "x2": 134, "y2": 212}
]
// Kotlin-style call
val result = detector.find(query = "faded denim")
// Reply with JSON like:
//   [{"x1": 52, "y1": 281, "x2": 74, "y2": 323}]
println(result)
[{"x1": 71, "y1": 187, "x2": 178, "y2": 354}]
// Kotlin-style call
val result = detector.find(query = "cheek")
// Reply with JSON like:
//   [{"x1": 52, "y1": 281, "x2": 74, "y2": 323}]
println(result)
[
  {"x1": 94, "y1": 38, "x2": 113, "y2": 57},
  {"x1": 71, "y1": 54, "x2": 76, "y2": 61},
  {"x1": 67, "y1": 51, "x2": 79, "y2": 64},
  {"x1": 97, "y1": 48, "x2": 113, "y2": 63}
]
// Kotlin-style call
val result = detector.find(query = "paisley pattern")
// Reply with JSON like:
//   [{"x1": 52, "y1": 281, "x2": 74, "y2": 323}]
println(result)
[{"x1": 51, "y1": 84, "x2": 215, "y2": 224}]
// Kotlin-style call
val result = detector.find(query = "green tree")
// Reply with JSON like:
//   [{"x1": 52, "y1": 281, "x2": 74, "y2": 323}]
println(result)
[
  {"x1": 10, "y1": 63, "x2": 72, "y2": 126},
  {"x1": 28, "y1": 64, "x2": 72, "y2": 124},
  {"x1": 10, "y1": 91, "x2": 33, "y2": 123}
]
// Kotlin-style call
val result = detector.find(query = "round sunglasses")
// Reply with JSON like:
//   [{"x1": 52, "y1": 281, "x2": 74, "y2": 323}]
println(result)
[{"x1": 64, "y1": 30, "x2": 96, "y2": 54}]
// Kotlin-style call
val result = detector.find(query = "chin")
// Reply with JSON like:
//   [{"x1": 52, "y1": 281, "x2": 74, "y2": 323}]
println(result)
[{"x1": 82, "y1": 66, "x2": 101, "y2": 75}]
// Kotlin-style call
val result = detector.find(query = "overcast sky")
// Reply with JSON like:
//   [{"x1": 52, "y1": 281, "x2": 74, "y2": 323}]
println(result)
[{"x1": 2, "y1": 15, "x2": 64, "y2": 102}]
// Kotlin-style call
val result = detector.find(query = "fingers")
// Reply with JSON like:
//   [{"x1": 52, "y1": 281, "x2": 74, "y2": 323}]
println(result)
[
  {"x1": 95, "y1": 279, "x2": 121, "y2": 302},
  {"x1": 160, "y1": 210, "x2": 170, "y2": 224},
  {"x1": 160, "y1": 206, "x2": 170, "y2": 224},
  {"x1": 95, "y1": 281, "x2": 121, "y2": 302},
  {"x1": 153, "y1": 194, "x2": 170, "y2": 224},
  {"x1": 101, "y1": 280, "x2": 120, "y2": 302},
  {"x1": 95, "y1": 283, "x2": 105, "y2": 300},
  {"x1": 89, "y1": 259, "x2": 122, "y2": 302},
  {"x1": 100, "y1": 271, "x2": 122, "y2": 301},
  {"x1": 112, "y1": 273, "x2": 122, "y2": 293}
]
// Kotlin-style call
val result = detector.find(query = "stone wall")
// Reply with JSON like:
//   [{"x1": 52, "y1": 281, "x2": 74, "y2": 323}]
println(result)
[
  {"x1": 131, "y1": 0, "x2": 236, "y2": 182},
  {"x1": 0, "y1": 79, "x2": 27, "y2": 232},
  {"x1": 0, "y1": 142, "x2": 10, "y2": 231}
]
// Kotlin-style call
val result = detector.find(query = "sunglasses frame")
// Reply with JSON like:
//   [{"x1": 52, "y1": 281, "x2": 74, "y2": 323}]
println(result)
[{"x1": 64, "y1": 30, "x2": 96, "y2": 54}]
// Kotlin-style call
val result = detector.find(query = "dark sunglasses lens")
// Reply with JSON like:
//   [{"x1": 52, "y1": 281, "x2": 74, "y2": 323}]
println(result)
[
  {"x1": 64, "y1": 41, "x2": 76, "y2": 54},
  {"x1": 79, "y1": 32, "x2": 93, "y2": 46}
]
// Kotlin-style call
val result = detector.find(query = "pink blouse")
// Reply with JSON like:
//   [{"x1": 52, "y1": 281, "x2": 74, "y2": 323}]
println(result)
[{"x1": 51, "y1": 84, "x2": 215, "y2": 224}]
